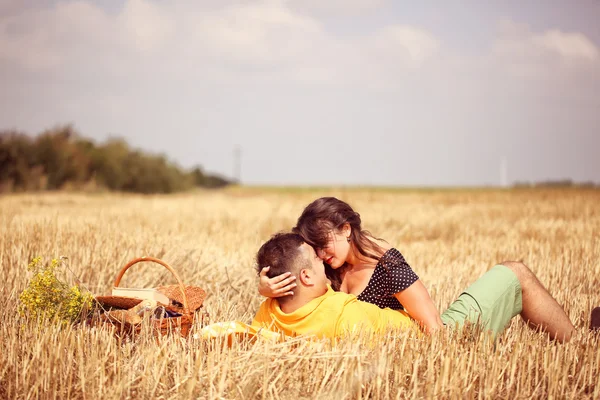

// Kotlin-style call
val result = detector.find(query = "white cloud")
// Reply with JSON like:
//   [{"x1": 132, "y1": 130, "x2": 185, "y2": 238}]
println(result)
[
  {"x1": 370, "y1": 25, "x2": 440, "y2": 67},
  {"x1": 532, "y1": 30, "x2": 599, "y2": 61},
  {"x1": 0, "y1": 0, "x2": 438, "y2": 83},
  {"x1": 119, "y1": 0, "x2": 175, "y2": 52},
  {"x1": 0, "y1": 8, "x2": 58, "y2": 69},
  {"x1": 0, "y1": 2, "x2": 597, "y2": 102},
  {"x1": 492, "y1": 20, "x2": 599, "y2": 80},
  {"x1": 285, "y1": 0, "x2": 389, "y2": 16},
  {"x1": 0, "y1": 1, "x2": 122, "y2": 70},
  {"x1": 189, "y1": 1, "x2": 324, "y2": 67},
  {"x1": 1, "y1": 3, "x2": 597, "y2": 110}
]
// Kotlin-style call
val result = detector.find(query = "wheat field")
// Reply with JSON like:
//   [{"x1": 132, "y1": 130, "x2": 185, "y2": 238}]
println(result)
[{"x1": 1, "y1": 188, "x2": 599, "y2": 399}]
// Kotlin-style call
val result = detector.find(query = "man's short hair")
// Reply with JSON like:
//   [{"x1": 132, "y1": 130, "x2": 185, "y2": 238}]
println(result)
[{"x1": 256, "y1": 232, "x2": 311, "y2": 278}]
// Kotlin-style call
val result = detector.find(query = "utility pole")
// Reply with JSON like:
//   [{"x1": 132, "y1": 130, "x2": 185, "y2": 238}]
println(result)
[
  {"x1": 500, "y1": 156, "x2": 508, "y2": 187},
  {"x1": 234, "y1": 145, "x2": 241, "y2": 184}
]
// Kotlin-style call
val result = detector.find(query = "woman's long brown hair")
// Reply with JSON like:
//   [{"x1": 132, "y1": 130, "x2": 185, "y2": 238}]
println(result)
[{"x1": 292, "y1": 197, "x2": 387, "y2": 290}]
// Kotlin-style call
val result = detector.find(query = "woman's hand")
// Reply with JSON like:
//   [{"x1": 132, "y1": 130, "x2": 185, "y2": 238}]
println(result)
[{"x1": 258, "y1": 267, "x2": 297, "y2": 298}]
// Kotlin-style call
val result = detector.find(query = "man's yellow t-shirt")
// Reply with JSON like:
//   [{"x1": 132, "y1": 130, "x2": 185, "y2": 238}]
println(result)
[{"x1": 251, "y1": 286, "x2": 415, "y2": 339}]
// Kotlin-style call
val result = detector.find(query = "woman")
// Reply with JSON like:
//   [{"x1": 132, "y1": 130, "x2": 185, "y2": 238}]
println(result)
[
  {"x1": 259, "y1": 197, "x2": 577, "y2": 341},
  {"x1": 259, "y1": 196, "x2": 443, "y2": 333}
]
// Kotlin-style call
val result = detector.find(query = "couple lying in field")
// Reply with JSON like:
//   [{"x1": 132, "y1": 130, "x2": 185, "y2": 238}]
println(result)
[{"x1": 206, "y1": 197, "x2": 599, "y2": 342}]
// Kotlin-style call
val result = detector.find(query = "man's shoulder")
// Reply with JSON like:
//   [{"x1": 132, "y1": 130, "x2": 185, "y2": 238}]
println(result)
[
  {"x1": 252, "y1": 298, "x2": 274, "y2": 323},
  {"x1": 323, "y1": 290, "x2": 383, "y2": 316},
  {"x1": 323, "y1": 290, "x2": 357, "y2": 303}
]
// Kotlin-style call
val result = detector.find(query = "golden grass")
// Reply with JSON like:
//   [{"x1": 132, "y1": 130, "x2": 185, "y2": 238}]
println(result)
[{"x1": 1, "y1": 188, "x2": 599, "y2": 399}]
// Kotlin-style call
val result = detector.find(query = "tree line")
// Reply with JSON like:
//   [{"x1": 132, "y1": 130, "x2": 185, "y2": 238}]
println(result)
[
  {"x1": 0, "y1": 125, "x2": 230, "y2": 194},
  {"x1": 513, "y1": 180, "x2": 598, "y2": 188}
]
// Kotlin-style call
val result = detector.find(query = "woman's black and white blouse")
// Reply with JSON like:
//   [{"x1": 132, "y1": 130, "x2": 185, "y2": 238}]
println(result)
[{"x1": 356, "y1": 248, "x2": 419, "y2": 310}]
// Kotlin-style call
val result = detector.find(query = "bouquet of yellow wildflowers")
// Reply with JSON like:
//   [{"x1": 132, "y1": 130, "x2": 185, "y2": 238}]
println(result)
[{"x1": 19, "y1": 257, "x2": 95, "y2": 325}]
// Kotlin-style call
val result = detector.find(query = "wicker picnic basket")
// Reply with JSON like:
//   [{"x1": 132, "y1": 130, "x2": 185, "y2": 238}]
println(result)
[{"x1": 93, "y1": 257, "x2": 206, "y2": 338}]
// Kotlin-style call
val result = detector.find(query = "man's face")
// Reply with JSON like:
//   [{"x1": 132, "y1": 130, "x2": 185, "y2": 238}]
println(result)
[{"x1": 300, "y1": 243, "x2": 330, "y2": 292}]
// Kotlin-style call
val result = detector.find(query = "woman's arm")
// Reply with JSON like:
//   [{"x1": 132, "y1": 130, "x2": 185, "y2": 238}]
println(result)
[
  {"x1": 393, "y1": 280, "x2": 444, "y2": 334},
  {"x1": 258, "y1": 266, "x2": 297, "y2": 298}
]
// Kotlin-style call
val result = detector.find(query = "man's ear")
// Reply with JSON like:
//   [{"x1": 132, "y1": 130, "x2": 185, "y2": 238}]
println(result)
[{"x1": 298, "y1": 268, "x2": 314, "y2": 286}]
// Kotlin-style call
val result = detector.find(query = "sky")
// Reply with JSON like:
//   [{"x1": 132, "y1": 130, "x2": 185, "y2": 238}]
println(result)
[{"x1": 0, "y1": 0, "x2": 599, "y2": 186}]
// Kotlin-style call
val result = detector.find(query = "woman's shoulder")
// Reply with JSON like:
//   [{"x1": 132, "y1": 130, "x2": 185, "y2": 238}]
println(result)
[
  {"x1": 376, "y1": 247, "x2": 419, "y2": 290},
  {"x1": 377, "y1": 247, "x2": 410, "y2": 267}
]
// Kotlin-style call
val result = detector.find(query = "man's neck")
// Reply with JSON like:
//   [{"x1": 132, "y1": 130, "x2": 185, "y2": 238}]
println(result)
[{"x1": 278, "y1": 289, "x2": 323, "y2": 314}]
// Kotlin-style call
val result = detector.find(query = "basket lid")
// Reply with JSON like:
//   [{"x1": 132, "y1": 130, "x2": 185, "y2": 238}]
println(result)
[
  {"x1": 95, "y1": 295, "x2": 145, "y2": 310},
  {"x1": 157, "y1": 285, "x2": 206, "y2": 312},
  {"x1": 95, "y1": 286, "x2": 206, "y2": 312}
]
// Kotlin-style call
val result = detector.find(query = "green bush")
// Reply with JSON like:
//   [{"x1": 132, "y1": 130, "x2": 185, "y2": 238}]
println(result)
[{"x1": 0, "y1": 125, "x2": 230, "y2": 193}]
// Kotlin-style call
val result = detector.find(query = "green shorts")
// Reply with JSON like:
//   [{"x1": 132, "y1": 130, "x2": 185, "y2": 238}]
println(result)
[{"x1": 440, "y1": 265, "x2": 523, "y2": 338}]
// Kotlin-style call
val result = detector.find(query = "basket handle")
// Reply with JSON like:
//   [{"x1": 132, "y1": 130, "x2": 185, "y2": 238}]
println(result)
[{"x1": 114, "y1": 257, "x2": 190, "y2": 315}]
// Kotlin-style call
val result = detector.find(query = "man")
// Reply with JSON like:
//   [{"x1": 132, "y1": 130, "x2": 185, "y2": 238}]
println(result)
[
  {"x1": 251, "y1": 232, "x2": 416, "y2": 339},
  {"x1": 252, "y1": 232, "x2": 590, "y2": 341}
]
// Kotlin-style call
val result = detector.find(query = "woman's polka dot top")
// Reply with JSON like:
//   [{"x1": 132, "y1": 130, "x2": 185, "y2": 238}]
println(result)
[{"x1": 356, "y1": 248, "x2": 419, "y2": 310}]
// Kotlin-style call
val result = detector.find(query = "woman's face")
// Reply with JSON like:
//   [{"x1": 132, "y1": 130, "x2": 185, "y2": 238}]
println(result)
[{"x1": 315, "y1": 225, "x2": 351, "y2": 269}]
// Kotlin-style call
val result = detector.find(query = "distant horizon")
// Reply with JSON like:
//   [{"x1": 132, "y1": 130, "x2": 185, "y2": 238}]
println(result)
[
  {"x1": 4, "y1": 123, "x2": 598, "y2": 188},
  {"x1": 237, "y1": 181, "x2": 600, "y2": 189}
]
